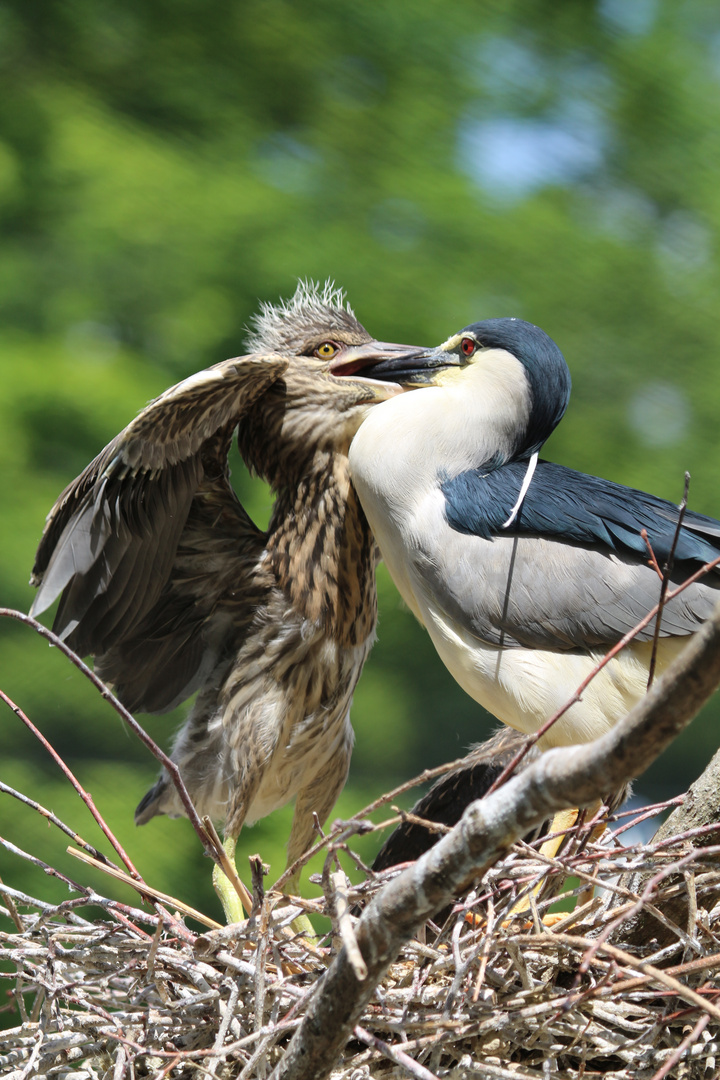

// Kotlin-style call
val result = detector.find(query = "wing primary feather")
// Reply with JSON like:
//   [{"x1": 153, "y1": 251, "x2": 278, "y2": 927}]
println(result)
[{"x1": 31, "y1": 353, "x2": 286, "y2": 683}]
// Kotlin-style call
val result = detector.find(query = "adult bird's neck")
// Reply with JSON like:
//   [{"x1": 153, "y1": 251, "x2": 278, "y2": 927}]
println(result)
[
  {"x1": 265, "y1": 450, "x2": 377, "y2": 648},
  {"x1": 349, "y1": 367, "x2": 533, "y2": 501}
]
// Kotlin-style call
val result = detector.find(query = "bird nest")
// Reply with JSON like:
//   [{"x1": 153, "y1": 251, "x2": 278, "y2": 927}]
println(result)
[{"x1": 2, "y1": 793, "x2": 720, "y2": 1080}]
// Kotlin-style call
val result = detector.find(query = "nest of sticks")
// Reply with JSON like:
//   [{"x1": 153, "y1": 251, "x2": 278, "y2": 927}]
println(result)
[
  {"x1": 2, "y1": 786, "x2": 720, "y2": 1080},
  {"x1": 2, "y1": 609, "x2": 720, "y2": 1078}
]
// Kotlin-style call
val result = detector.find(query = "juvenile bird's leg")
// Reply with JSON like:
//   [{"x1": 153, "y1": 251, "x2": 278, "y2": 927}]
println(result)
[
  {"x1": 204, "y1": 818, "x2": 253, "y2": 923},
  {"x1": 282, "y1": 746, "x2": 353, "y2": 938},
  {"x1": 206, "y1": 753, "x2": 261, "y2": 925}
]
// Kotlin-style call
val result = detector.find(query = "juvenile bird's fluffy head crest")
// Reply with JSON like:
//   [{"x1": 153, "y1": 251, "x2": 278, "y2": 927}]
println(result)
[{"x1": 245, "y1": 280, "x2": 364, "y2": 353}]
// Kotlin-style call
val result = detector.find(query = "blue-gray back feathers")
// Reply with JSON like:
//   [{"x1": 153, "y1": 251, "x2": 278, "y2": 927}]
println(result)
[{"x1": 443, "y1": 461, "x2": 720, "y2": 571}]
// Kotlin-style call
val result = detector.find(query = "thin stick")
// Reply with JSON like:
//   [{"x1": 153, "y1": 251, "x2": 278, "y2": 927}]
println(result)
[
  {"x1": 353, "y1": 1026, "x2": 441, "y2": 1080},
  {"x1": 486, "y1": 551, "x2": 720, "y2": 796},
  {"x1": 203, "y1": 816, "x2": 253, "y2": 916},
  {"x1": 0, "y1": 872, "x2": 24, "y2": 931},
  {"x1": 331, "y1": 871, "x2": 367, "y2": 981},
  {"x1": 641, "y1": 529, "x2": 665, "y2": 580},
  {"x1": 273, "y1": 759, "x2": 475, "y2": 894},
  {"x1": 648, "y1": 472, "x2": 691, "y2": 689},
  {"x1": 67, "y1": 847, "x2": 223, "y2": 930},
  {"x1": 648, "y1": 1013, "x2": 710, "y2": 1080},
  {"x1": 0, "y1": 609, "x2": 218, "y2": 865},
  {"x1": 0, "y1": 687, "x2": 142, "y2": 880},
  {"x1": 0, "y1": 781, "x2": 121, "y2": 869},
  {"x1": 549, "y1": 932, "x2": 720, "y2": 1022}
]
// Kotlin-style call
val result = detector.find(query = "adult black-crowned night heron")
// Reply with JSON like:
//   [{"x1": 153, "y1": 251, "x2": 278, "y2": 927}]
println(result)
[
  {"x1": 30, "y1": 282, "x2": 411, "y2": 922},
  {"x1": 333, "y1": 317, "x2": 720, "y2": 752}
]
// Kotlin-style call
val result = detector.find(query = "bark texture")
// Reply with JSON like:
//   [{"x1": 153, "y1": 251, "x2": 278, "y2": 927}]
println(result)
[
  {"x1": 271, "y1": 602, "x2": 720, "y2": 1080},
  {"x1": 617, "y1": 744, "x2": 720, "y2": 947}
]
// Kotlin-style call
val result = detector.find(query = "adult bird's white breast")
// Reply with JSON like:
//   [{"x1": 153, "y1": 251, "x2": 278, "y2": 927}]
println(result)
[
  {"x1": 345, "y1": 316, "x2": 720, "y2": 752},
  {"x1": 349, "y1": 346, "x2": 533, "y2": 620}
]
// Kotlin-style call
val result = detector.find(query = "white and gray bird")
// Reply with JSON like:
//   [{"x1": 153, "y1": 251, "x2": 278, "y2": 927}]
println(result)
[{"x1": 331, "y1": 317, "x2": 720, "y2": 751}]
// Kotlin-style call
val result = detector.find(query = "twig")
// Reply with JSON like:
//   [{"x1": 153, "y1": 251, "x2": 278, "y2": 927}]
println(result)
[
  {"x1": 0, "y1": 608, "x2": 220, "y2": 866},
  {"x1": 67, "y1": 847, "x2": 222, "y2": 929},
  {"x1": 1, "y1": 833, "x2": 98, "y2": 896},
  {"x1": 641, "y1": 528, "x2": 665, "y2": 580},
  {"x1": 485, "y1": 550, "x2": 720, "y2": 794},
  {"x1": 648, "y1": 1012, "x2": 710, "y2": 1080},
  {"x1": 353, "y1": 1025, "x2": 440, "y2": 1079},
  {"x1": 0, "y1": 780, "x2": 122, "y2": 868},
  {"x1": 542, "y1": 932, "x2": 720, "y2": 1023},
  {"x1": 647, "y1": 472, "x2": 690, "y2": 689},
  {"x1": 203, "y1": 815, "x2": 253, "y2": 917},
  {"x1": 391, "y1": 806, "x2": 452, "y2": 836},
  {"x1": 0, "y1": 687, "x2": 142, "y2": 881},
  {"x1": 0, "y1": 872, "x2": 24, "y2": 932},
  {"x1": 331, "y1": 871, "x2": 367, "y2": 981}
]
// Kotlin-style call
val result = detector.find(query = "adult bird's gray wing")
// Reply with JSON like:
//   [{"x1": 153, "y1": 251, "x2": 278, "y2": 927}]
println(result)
[
  {"x1": 31, "y1": 354, "x2": 288, "y2": 711},
  {"x1": 416, "y1": 460, "x2": 720, "y2": 651}
]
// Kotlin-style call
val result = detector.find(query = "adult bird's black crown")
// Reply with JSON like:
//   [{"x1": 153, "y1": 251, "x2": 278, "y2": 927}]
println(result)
[{"x1": 30, "y1": 280, "x2": 416, "y2": 919}]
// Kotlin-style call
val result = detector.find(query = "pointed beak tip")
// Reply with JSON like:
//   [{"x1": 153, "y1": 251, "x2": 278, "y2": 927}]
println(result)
[{"x1": 329, "y1": 342, "x2": 438, "y2": 386}]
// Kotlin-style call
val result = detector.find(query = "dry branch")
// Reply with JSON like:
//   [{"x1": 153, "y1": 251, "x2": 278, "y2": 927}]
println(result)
[
  {"x1": 4, "y1": 614, "x2": 720, "y2": 1076},
  {"x1": 271, "y1": 600, "x2": 720, "y2": 1080},
  {"x1": 617, "y1": 745, "x2": 720, "y2": 949}
]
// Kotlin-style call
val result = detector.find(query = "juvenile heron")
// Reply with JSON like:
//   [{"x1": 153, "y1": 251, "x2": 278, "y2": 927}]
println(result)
[
  {"x1": 334, "y1": 318, "x2": 720, "y2": 752},
  {"x1": 31, "y1": 282, "x2": 410, "y2": 920}
]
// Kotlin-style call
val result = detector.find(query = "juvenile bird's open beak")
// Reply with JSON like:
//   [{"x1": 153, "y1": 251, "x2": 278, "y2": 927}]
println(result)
[
  {"x1": 330, "y1": 343, "x2": 459, "y2": 386},
  {"x1": 328, "y1": 340, "x2": 421, "y2": 379}
]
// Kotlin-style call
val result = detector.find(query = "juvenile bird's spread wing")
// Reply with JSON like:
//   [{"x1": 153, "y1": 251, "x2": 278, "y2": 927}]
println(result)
[
  {"x1": 31, "y1": 354, "x2": 288, "y2": 711},
  {"x1": 418, "y1": 460, "x2": 720, "y2": 651}
]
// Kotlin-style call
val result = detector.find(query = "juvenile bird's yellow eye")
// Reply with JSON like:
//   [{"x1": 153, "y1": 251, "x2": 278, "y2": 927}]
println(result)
[{"x1": 314, "y1": 342, "x2": 338, "y2": 358}]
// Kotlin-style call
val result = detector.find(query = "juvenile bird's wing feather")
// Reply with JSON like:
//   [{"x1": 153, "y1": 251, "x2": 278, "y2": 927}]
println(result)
[
  {"x1": 416, "y1": 460, "x2": 720, "y2": 650},
  {"x1": 30, "y1": 354, "x2": 288, "y2": 710}
]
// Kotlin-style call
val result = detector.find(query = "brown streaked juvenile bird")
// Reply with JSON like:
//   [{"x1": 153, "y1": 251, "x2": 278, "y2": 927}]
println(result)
[{"x1": 30, "y1": 281, "x2": 412, "y2": 921}]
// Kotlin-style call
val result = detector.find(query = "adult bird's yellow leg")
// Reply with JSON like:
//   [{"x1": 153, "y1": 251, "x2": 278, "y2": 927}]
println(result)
[
  {"x1": 501, "y1": 808, "x2": 582, "y2": 926},
  {"x1": 211, "y1": 834, "x2": 253, "y2": 924},
  {"x1": 538, "y1": 807, "x2": 582, "y2": 862}
]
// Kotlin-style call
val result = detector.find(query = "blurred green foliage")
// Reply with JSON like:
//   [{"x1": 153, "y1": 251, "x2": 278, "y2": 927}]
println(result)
[{"x1": 3, "y1": 0, "x2": 720, "y2": 1020}]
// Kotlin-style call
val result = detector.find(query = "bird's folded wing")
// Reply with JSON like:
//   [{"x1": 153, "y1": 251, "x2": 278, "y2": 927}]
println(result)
[
  {"x1": 30, "y1": 354, "x2": 287, "y2": 704},
  {"x1": 418, "y1": 460, "x2": 720, "y2": 651}
]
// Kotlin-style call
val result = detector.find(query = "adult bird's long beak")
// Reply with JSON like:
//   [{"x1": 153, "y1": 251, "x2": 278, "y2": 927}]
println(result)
[{"x1": 330, "y1": 343, "x2": 459, "y2": 385}]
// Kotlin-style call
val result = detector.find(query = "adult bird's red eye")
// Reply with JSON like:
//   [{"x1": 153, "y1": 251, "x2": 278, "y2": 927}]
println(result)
[{"x1": 461, "y1": 337, "x2": 476, "y2": 357}]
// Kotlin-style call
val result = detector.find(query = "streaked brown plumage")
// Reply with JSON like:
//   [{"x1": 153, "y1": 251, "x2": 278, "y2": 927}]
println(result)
[{"x1": 30, "y1": 282, "x2": 410, "y2": 909}]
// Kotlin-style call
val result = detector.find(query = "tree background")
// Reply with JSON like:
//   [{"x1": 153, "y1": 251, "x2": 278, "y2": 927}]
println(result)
[{"x1": 2, "y1": 0, "x2": 720, "y2": 971}]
